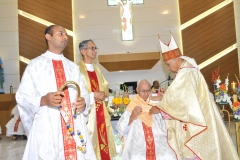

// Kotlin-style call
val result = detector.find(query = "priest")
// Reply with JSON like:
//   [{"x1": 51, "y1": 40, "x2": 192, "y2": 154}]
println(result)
[
  {"x1": 78, "y1": 39, "x2": 116, "y2": 160},
  {"x1": 16, "y1": 25, "x2": 96, "y2": 160},
  {"x1": 151, "y1": 34, "x2": 239, "y2": 160},
  {"x1": 151, "y1": 80, "x2": 160, "y2": 93},
  {"x1": 117, "y1": 79, "x2": 176, "y2": 160}
]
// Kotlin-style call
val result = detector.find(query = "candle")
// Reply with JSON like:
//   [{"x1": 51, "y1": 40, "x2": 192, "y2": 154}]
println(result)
[
  {"x1": 233, "y1": 94, "x2": 238, "y2": 102},
  {"x1": 231, "y1": 81, "x2": 236, "y2": 90}
]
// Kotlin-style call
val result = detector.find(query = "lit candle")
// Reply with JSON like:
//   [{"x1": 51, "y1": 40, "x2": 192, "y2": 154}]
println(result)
[
  {"x1": 231, "y1": 81, "x2": 236, "y2": 90},
  {"x1": 233, "y1": 94, "x2": 238, "y2": 102}
]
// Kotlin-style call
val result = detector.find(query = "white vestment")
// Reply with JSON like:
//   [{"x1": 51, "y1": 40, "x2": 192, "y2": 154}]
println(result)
[
  {"x1": 16, "y1": 51, "x2": 96, "y2": 160},
  {"x1": 6, "y1": 105, "x2": 25, "y2": 136},
  {"x1": 117, "y1": 110, "x2": 176, "y2": 160}
]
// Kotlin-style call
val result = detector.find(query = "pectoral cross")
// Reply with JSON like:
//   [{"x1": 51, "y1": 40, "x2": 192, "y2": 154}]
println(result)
[{"x1": 108, "y1": 0, "x2": 144, "y2": 41}]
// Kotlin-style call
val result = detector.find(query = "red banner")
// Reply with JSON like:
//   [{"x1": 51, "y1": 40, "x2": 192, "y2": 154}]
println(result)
[
  {"x1": 87, "y1": 71, "x2": 110, "y2": 160},
  {"x1": 14, "y1": 116, "x2": 21, "y2": 132},
  {"x1": 142, "y1": 122, "x2": 156, "y2": 160},
  {"x1": 52, "y1": 60, "x2": 77, "y2": 160}
]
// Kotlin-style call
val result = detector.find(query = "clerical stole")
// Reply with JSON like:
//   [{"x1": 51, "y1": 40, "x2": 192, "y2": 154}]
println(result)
[
  {"x1": 14, "y1": 116, "x2": 21, "y2": 132},
  {"x1": 87, "y1": 71, "x2": 110, "y2": 160},
  {"x1": 52, "y1": 60, "x2": 77, "y2": 160},
  {"x1": 142, "y1": 122, "x2": 156, "y2": 160}
]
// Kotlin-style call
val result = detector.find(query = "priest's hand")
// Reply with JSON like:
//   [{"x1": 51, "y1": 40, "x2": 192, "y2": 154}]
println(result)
[
  {"x1": 149, "y1": 94, "x2": 163, "y2": 101},
  {"x1": 40, "y1": 91, "x2": 64, "y2": 107},
  {"x1": 94, "y1": 91, "x2": 106, "y2": 101},
  {"x1": 73, "y1": 97, "x2": 86, "y2": 113},
  {"x1": 159, "y1": 88, "x2": 165, "y2": 94},
  {"x1": 149, "y1": 106, "x2": 160, "y2": 115},
  {"x1": 128, "y1": 106, "x2": 142, "y2": 125}
]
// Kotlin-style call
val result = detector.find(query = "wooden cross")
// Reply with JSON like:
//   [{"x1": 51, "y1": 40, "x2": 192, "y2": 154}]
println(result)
[{"x1": 108, "y1": 0, "x2": 144, "y2": 41}]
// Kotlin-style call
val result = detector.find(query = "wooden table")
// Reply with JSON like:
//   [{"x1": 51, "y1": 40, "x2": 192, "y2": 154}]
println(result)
[{"x1": 0, "y1": 94, "x2": 16, "y2": 135}]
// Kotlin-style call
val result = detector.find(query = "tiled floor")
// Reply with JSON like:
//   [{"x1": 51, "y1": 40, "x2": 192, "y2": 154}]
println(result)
[
  {"x1": 0, "y1": 136, "x2": 26, "y2": 160},
  {"x1": 0, "y1": 121, "x2": 239, "y2": 160}
]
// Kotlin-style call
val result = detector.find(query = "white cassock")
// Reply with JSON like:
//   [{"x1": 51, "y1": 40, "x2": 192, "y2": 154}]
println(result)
[
  {"x1": 16, "y1": 51, "x2": 96, "y2": 160},
  {"x1": 6, "y1": 105, "x2": 25, "y2": 136},
  {"x1": 117, "y1": 110, "x2": 176, "y2": 160}
]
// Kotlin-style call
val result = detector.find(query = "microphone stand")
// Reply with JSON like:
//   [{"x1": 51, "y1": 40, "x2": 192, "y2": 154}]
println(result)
[{"x1": 160, "y1": 72, "x2": 173, "y2": 87}]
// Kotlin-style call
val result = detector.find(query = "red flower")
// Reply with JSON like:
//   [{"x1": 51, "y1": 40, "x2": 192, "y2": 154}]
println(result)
[
  {"x1": 211, "y1": 67, "x2": 220, "y2": 83},
  {"x1": 220, "y1": 84, "x2": 226, "y2": 91},
  {"x1": 233, "y1": 102, "x2": 240, "y2": 107}
]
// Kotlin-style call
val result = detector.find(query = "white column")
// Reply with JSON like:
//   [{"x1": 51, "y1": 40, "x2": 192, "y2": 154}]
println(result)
[
  {"x1": 0, "y1": 0, "x2": 19, "y2": 93},
  {"x1": 233, "y1": 0, "x2": 240, "y2": 74}
]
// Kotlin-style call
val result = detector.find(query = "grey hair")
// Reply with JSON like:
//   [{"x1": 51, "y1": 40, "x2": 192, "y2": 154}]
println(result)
[
  {"x1": 78, "y1": 39, "x2": 94, "y2": 57},
  {"x1": 78, "y1": 39, "x2": 94, "y2": 50},
  {"x1": 137, "y1": 79, "x2": 151, "y2": 88}
]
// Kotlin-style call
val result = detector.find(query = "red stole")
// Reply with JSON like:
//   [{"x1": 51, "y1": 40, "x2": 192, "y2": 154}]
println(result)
[
  {"x1": 142, "y1": 122, "x2": 156, "y2": 160},
  {"x1": 87, "y1": 71, "x2": 110, "y2": 160},
  {"x1": 52, "y1": 60, "x2": 77, "y2": 160},
  {"x1": 14, "y1": 116, "x2": 21, "y2": 132}
]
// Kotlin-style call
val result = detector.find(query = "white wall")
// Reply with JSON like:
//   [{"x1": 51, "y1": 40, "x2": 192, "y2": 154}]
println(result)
[
  {"x1": 0, "y1": 0, "x2": 238, "y2": 93},
  {"x1": 0, "y1": 0, "x2": 19, "y2": 94},
  {"x1": 72, "y1": 0, "x2": 181, "y2": 89}
]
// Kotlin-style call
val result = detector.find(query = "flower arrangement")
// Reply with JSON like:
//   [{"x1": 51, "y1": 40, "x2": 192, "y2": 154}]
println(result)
[
  {"x1": 232, "y1": 102, "x2": 240, "y2": 121},
  {"x1": 108, "y1": 84, "x2": 131, "y2": 117},
  {"x1": 233, "y1": 75, "x2": 240, "y2": 98},
  {"x1": 211, "y1": 67, "x2": 232, "y2": 106}
]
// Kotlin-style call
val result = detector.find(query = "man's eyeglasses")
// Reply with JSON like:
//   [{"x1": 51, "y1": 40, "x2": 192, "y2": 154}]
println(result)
[
  {"x1": 86, "y1": 46, "x2": 99, "y2": 51},
  {"x1": 139, "y1": 89, "x2": 152, "y2": 93}
]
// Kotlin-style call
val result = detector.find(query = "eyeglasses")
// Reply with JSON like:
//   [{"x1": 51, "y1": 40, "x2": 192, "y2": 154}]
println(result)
[
  {"x1": 139, "y1": 89, "x2": 152, "y2": 93},
  {"x1": 86, "y1": 46, "x2": 99, "y2": 51}
]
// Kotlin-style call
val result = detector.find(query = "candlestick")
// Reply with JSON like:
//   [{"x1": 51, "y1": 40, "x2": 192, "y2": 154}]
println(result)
[{"x1": 233, "y1": 94, "x2": 238, "y2": 102}]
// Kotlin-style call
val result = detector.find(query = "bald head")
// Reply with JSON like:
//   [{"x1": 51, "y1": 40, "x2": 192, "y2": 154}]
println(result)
[{"x1": 137, "y1": 79, "x2": 151, "y2": 101}]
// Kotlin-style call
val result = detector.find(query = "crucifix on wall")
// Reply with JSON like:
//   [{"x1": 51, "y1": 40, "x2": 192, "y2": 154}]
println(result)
[{"x1": 107, "y1": 0, "x2": 144, "y2": 41}]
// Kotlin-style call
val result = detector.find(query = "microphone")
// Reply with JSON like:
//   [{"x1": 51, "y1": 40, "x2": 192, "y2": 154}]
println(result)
[{"x1": 168, "y1": 72, "x2": 171, "y2": 86}]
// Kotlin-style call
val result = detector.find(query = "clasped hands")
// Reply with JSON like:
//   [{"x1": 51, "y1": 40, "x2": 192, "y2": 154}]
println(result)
[
  {"x1": 129, "y1": 89, "x2": 165, "y2": 119},
  {"x1": 148, "y1": 92, "x2": 163, "y2": 115},
  {"x1": 94, "y1": 91, "x2": 106, "y2": 102},
  {"x1": 40, "y1": 91, "x2": 86, "y2": 113}
]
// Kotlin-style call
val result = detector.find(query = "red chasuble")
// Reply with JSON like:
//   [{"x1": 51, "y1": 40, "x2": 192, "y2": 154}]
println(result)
[
  {"x1": 87, "y1": 71, "x2": 110, "y2": 160},
  {"x1": 142, "y1": 122, "x2": 156, "y2": 160},
  {"x1": 52, "y1": 60, "x2": 77, "y2": 160}
]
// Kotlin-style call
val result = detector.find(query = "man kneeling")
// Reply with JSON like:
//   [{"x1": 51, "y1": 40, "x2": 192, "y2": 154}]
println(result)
[
  {"x1": 6, "y1": 105, "x2": 26, "y2": 140},
  {"x1": 117, "y1": 79, "x2": 176, "y2": 160}
]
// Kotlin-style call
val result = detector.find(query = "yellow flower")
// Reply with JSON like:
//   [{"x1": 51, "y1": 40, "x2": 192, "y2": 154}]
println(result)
[
  {"x1": 123, "y1": 97, "x2": 130, "y2": 105},
  {"x1": 116, "y1": 97, "x2": 122, "y2": 105},
  {"x1": 215, "y1": 92, "x2": 219, "y2": 96},
  {"x1": 233, "y1": 106, "x2": 238, "y2": 111},
  {"x1": 112, "y1": 98, "x2": 116, "y2": 104}
]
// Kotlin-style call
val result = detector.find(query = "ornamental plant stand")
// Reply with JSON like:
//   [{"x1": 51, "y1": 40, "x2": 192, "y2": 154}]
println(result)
[
  {"x1": 234, "y1": 122, "x2": 240, "y2": 156},
  {"x1": 219, "y1": 101, "x2": 232, "y2": 134},
  {"x1": 219, "y1": 102, "x2": 240, "y2": 156}
]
